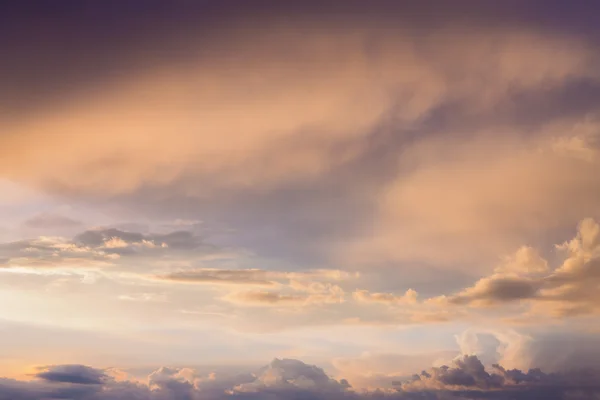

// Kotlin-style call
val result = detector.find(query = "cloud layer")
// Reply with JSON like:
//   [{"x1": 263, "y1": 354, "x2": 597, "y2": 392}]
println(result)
[
  {"x1": 0, "y1": 356, "x2": 598, "y2": 400},
  {"x1": 3, "y1": 2, "x2": 600, "y2": 270},
  {"x1": 1, "y1": 1, "x2": 600, "y2": 386}
]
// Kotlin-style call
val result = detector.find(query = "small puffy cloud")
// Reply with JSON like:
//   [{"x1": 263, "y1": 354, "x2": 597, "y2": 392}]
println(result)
[
  {"x1": 353, "y1": 289, "x2": 418, "y2": 305},
  {"x1": 103, "y1": 237, "x2": 129, "y2": 249},
  {"x1": 233, "y1": 358, "x2": 351, "y2": 393},
  {"x1": 495, "y1": 246, "x2": 548, "y2": 275}
]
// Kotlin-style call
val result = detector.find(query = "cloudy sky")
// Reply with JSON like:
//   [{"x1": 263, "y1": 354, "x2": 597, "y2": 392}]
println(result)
[{"x1": 1, "y1": 1, "x2": 600, "y2": 398}]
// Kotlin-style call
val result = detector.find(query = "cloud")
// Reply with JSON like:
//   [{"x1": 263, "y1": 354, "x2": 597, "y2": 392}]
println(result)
[
  {"x1": 434, "y1": 219, "x2": 600, "y2": 318},
  {"x1": 0, "y1": 226, "x2": 218, "y2": 273},
  {"x1": 22, "y1": 213, "x2": 82, "y2": 229},
  {"x1": 454, "y1": 329, "x2": 533, "y2": 370},
  {"x1": 447, "y1": 276, "x2": 540, "y2": 306},
  {"x1": 233, "y1": 358, "x2": 350, "y2": 393},
  {"x1": 0, "y1": 235, "x2": 117, "y2": 270},
  {"x1": 332, "y1": 351, "x2": 458, "y2": 390},
  {"x1": 495, "y1": 246, "x2": 549, "y2": 275},
  {"x1": 1, "y1": 2, "x2": 600, "y2": 363},
  {"x1": 353, "y1": 289, "x2": 418, "y2": 305},
  {"x1": 74, "y1": 228, "x2": 196, "y2": 251},
  {"x1": 156, "y1": 269, "x2": 277, "y2": 286},
  {"x1": 156, "y1": 268, "x2": 356, "y2": 289},
  {"x1": 224, "y1": 285, "x2": 345, "y2": 307},
  {"x1": 0, "y1": 355, "x2": 597, "y2": 400},
  {"x1": 117, "y1": 292, "x2": 167, "y2": 303},
  {"x1": 339, "y1": 118, "x2": 600, "y2": 268},
  {"x1": 2, "y1": 12, "x2": 600, "y2": 273},
  {"x1": 34, "y1": 364, "x2": 106, "y2": 385},
  {"x1": 398, "y1": 353, "x2": 600, "y2": 400},
  {"x1": 402, "y1": 355, "x2": 504, "y2": 390},
  {"x1": 224, "y1": 277, "x2": 347, "y2": 308},
  {"x1": 224, "y1": 291, "x2": 307, "y2": 306}
]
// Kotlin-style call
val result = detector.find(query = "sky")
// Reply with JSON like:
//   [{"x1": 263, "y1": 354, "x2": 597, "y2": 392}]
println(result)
[{"x1": 1, "y1": 1, "x2": 600, "y2": 399}]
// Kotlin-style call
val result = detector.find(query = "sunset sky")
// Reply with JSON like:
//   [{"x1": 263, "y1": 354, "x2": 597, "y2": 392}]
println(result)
[{"x1": 1, "y1": 1, "x2": 600, "y2": 399}]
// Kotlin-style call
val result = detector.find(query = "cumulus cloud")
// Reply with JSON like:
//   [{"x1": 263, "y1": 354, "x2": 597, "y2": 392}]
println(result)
[
  {"x1": 0, "y1": 356, "x2": 598, "y2": 400},
  {"x1": 233, "y1": 358, "x2": 350, "y2": 393},
  {"x1": 435, "y1": 219, "x2": 600, "y2": 318},
  {"x1": 399, "y1": 353, "x2": 600, "y2": 400},
  {"x1": 495, "y1": 246, "x2": 549, "y2": 275}
]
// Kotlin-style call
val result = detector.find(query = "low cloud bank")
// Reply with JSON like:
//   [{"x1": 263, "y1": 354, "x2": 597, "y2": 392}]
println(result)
[{"x1": 0, "y1": 356, "x2": 598, "y2": 400}]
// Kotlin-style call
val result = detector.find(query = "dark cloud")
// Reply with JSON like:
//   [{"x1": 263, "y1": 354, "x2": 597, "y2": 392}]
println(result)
[
  {"x1": 401, "y1": 355, "x2": 600, "y2": 399},
  {"x1": 35, "y1": 364, "x2": 106, "y2": 385},
  {"x1": 404, "y1": 356, "x2": 503, "y2": 390},
  {"x1": 0, "y1": 357, "x2": 598, "y2": 400},
  {"x1": 2, "y1": 0, "x2": 599, "y2": 118},
  {"x1": 448, "y1": 277, "x2": 541, "y2": 305}
]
